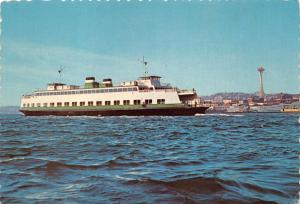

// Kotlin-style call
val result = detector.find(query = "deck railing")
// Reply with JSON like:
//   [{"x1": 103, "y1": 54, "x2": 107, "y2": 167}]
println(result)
[{"x1": 138, "y1": 88, "x2": 177, "y2": 93}]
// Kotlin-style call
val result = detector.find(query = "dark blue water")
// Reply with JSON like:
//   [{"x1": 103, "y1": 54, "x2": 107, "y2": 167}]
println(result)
[{"x1": 0, "y1": 113, "x2": 299, "y2": 204}]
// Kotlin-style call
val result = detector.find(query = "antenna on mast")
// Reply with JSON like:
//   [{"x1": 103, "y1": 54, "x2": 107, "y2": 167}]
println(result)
[
  {"x1": 58, "y1": 65, "x2": 64, "y2": 83},
  {"x1": 141, "y1": 56, "x2": 148, "y2": 77}
]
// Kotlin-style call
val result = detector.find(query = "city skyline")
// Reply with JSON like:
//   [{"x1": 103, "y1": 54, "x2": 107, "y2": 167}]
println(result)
[{"x1": 1, "y1": 1, "x2": 299, "y2": 106}]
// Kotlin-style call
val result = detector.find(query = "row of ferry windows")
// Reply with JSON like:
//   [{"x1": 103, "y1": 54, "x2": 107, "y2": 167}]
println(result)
[
  {"x1": 23, "y1": 99, "x2": 165, "y2": 107},
  {"x1": 34, "y1": 87, "x2": 138, "y2": 96}
]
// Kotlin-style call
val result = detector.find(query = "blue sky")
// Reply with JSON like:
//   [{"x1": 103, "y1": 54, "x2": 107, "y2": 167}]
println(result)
[{"x1": 1, "y1": 0, "x2": 299, "y2": 106}]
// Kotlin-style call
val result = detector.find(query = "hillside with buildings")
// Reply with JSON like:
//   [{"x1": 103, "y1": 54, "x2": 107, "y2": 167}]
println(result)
[
  {"x1": 203, "y1": 92, "x2": 300, "y2": 103},
  {"x1": 202, "y1": 92, "x2": 300, "y2": 112}
]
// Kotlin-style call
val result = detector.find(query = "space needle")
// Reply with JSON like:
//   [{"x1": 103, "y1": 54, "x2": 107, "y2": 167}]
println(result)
[{"x1": 257, "y1": 66, "x2": 265, "y2": 98}]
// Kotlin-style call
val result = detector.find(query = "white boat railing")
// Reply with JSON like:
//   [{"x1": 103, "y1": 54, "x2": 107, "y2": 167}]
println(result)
[
  {"x1": 139, "y1": 88, "x2": 177, "y2": 93},
  {"x1": 178, "y1": 89, "x2": 196, "y2": 95}
]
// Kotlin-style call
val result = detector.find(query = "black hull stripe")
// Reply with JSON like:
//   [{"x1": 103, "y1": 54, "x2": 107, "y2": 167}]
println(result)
[{"x1": 20, "y1": 107, "x2": 208, "y2": 116}]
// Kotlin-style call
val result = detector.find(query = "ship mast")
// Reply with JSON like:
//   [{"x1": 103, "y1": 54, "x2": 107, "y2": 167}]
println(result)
[
  {"x1": 58, "y1": 66, "x2": 64, "y2": 83},
  {"x1": 142, "y1": 56, "x2": 148, "y2": 77}
]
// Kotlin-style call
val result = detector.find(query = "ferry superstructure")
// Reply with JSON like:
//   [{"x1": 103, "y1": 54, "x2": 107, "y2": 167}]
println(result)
[{"x1": 20, "y1": 74, "x2": 208, "y2": 116}]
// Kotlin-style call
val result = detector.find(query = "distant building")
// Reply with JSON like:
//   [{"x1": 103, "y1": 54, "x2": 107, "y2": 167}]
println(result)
[{"x1": 223, "y1": 99, "x2": 232, "y2": 105}]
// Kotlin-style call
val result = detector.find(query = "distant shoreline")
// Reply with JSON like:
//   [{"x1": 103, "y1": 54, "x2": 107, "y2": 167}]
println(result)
[{"x1": 0, "y1": 106, "x2": 20, "y2": 114}]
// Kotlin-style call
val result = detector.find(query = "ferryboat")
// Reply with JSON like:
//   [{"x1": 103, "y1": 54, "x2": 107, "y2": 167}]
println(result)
[
  {"x1": 281, "y1": 102, "x2": 300, "y2": 113},
  {"x1": 19, "y1": 64, "x2": 208, "y2": 116}
]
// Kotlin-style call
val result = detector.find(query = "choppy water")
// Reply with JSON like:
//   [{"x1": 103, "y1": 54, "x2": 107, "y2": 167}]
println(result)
[{"x1": 0, "y1": 113, "x2": 299, "y2": 204}]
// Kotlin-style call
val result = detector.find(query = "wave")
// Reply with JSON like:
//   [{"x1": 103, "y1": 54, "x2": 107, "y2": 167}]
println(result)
[
  {"x1": 32, "y1": 158, "x2": 145, "y2": 172},
  {"x1": 16, "y1": 182, "x2": 48, "y2": 190},
  {"x1": 126, "y1": 176, "x2": 235, "y2": 193},
  {"x1": 195, "y1": 113, "x2": 244, "y2": 117},
  {"x1": 26, "y1": 115, "x2": 104, "y2": 119},
  {"x1": 69, "y1": 115, "x2": 100, "y2": 118},
  {"x1": 0, "y1": 130, "x2": 24, "y2": 136},
  {"x1": 0, "y1": 157, "x2": 27, "y2": 163},
  {"x1": 125, "y1": 176, "x2": 285, "y2": 203},
  {"x1": 33, "y1": 161, "x2": 101, "y2": 171},
  {"x1": 103, "y1": 159, "x2": 143, "y2": 168},
  {"x1": 162, "y1": 161, "x2": 202, "y2": 167},
  {"x1": 2, "y1": 157, "x2": 145, "y2": 174}
]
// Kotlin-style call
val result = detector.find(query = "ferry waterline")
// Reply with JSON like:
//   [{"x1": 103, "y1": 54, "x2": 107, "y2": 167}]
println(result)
[{"x1": 20, "y1": 72, "x2": 208, "y2": 116}]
